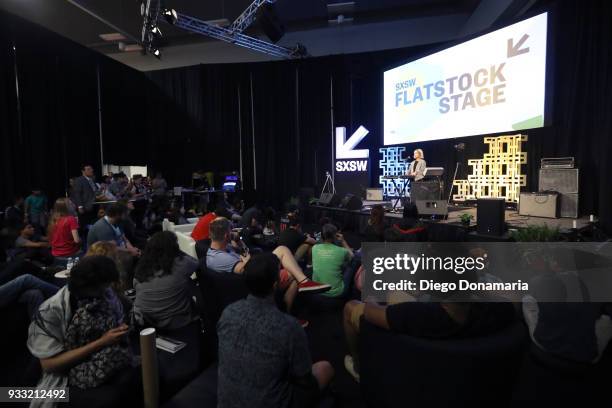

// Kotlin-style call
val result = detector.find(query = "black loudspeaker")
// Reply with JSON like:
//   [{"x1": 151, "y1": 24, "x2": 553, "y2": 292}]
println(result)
[
  {"x1": 410, "y1": 181, "x2": 442, "y2": 202},
  {"x1": 415, "y1": 200, "x2": 448, "y2": 216},
  {"x1": 257, "y1": 4, "x2": 285, "y2": 43},
  {"x1": 339, "y1": 194, "x2": 363, "y2": 211},
  {"x1": 318, "y1": 193, "x2": 341, "y2": 207},
  {"x1": 477, "y1": 198, "x2": 506, "y2": 236}
]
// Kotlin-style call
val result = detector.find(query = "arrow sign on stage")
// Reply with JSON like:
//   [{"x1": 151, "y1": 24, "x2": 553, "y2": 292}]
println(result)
[
  {"x1": 335, "y1": 126, "x2": 370, "y2": 159},
  {"x1": 507, "y1": 33, "x2": 530, "y2": 58}
]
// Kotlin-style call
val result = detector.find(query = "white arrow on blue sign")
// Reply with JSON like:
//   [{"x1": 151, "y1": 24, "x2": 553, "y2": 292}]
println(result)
[{"x1": 335, "y1": 126, "x2": 369, "y2": 159}]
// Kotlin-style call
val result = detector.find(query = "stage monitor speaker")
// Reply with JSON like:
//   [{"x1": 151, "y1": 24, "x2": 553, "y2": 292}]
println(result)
[
  {"x1": 559, "y1": 193, "x2": 579, "y2": 218},
  {"x1": 477, "y1": 198, "x2": 505, "y2": 236},
  {"x1": 416, "y1": 200, "x2": 448, "y2": 216},
  {"x1": 519, "y1": 192, "x2": 558, "y2": 218},
  {"x1": 339, "y1": 194, "x2": 363, "y2": 211},
  {"x1": 366, "y1": 188, "x2": 383, "y2": 201},
  {"x1": 257, "y1": 4, "x2": 285, "y2": 43},
  {"x1": 410, "y1": 181, "x2": 441, "y2": 202},
  {"x1": 318, "y1": 193, "x2": 341, "y2": 207},
  {"x1": 538, "y1": 168, "x2": 579, "y2": 193}
]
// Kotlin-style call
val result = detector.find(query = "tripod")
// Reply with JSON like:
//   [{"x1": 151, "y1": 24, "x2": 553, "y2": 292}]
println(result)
[{"x1": 321, "y1": 171, "x2": 336, "y2": 195}]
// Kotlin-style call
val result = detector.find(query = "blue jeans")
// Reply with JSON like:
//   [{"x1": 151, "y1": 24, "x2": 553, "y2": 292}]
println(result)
[{"x1": 0, "y1": 274, "x2": 59, "y2": 318}]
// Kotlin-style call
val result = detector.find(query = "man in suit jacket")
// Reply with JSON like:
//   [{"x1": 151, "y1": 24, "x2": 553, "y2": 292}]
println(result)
[{"x1": 71, "y1": 164, "x2": 98, "y2": 227}]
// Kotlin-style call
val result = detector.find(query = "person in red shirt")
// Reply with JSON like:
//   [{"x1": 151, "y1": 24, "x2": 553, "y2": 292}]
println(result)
[
  {"x1": 48, "y1": 197, "x2": 82, "y2": 258},
  {"x1": 191, "y1": 206, "x2": 231, "y2": 241}
]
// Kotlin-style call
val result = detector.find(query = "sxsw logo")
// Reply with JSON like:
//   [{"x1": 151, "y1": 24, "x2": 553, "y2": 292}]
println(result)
[{"x1": 335, "y1": 126, "x2": 369, "y2": 172}]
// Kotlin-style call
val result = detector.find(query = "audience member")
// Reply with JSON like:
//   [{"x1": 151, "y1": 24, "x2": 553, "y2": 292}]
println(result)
[
  {"x1": 239, "y1": 203, "x2": 262, "y2": 229},
  {"x1": 217, "y1": 252, "x2": 334, "y2": 408},
  {"x1": 13, "y1": 223, "x2": 52, "y2": 264},
  {"x1": 311, "y1": 224, "x2": 354, "y2": 297},
  {"x1": 133, "y1": 231, "x2": 199, "y2": 330},
  {"x1": 24, "y1": 188, "x2": 49, "y2": 233},
  {"x1": 108, "y1": 173, "x2": 129, "y2": 199},
  {"x1": 278, "y1": 215, "x2": 316, "y2": 262},
  {"x1": 71, "y1": 164, "x2": 98, "y2": 229},
  {"x1": 151, "y1": 172, "x2": 168, "y2": 196},
  {"x1": 0, "y1": 273, "x2": 58, "y2": 319},
  {"x1": 28, "y1": 256, "x2": 131, "y2": 398},
  {"x1": 129, "y1": 175, "x2": 147, "y2": 199},
  {"x1": 364, "y1": 205, "x2": 385, "y2": 242},
  {"x1": 343, "y1": 295, "x2": 515, "y2": 382},
  {"x1": 48, "y1": 198, "x2": 82, "y2": 259},
  {"x1": 87, "y1": 203, "x2": 140, "y2": 257},
  {"x1": 206, "y1": 217, "x2": 330, "y2": 292},
  {"x1": 191, "y1": 205, "x2": 231, "y2": 242}
]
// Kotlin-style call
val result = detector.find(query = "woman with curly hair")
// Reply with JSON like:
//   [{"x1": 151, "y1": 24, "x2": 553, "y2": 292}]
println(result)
[{"x1": 133, "y1": 231, "x2": 199, "y2": 330}]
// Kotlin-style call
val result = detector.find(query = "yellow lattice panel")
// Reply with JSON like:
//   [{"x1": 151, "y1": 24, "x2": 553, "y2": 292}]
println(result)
[{"x1": 452, "y1": 134, "x2": 527, "y2": 203}]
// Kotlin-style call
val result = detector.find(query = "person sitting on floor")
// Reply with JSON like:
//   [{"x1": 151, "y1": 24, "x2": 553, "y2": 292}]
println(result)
[
  {"x1": 28, "y1": 256, "x2": 134, "y2": 406},
  {"x1": 13, "y1": 223, "x2": 52, "y2": 265},
  {"x1": 133, "y1": 231, "x2": 200, "y2": 330},
  {"x1": 217, "y1": 252, "x2": 334, "y2": 408},
  {"x1": 0, "y1": 273, "x2": 58, "y2": 319},
  {"x1": 278, "y1": 215, "x2": 316, "y2": 263},
  {"x1": 48, "y1": 198, "x2": 82, "y2": 260},
  {"x1": 342, "y1": 280, "x2": 516, "y2": 383},
  {"x1": 311, "y1": 224, "x2": 354, "y2": 298},
  {"x1": 206, "y1": 217, "x2": 330, "y2": 293},
  {"x1": 191, "y1": 205, "x2": 231, "y2": 242}
]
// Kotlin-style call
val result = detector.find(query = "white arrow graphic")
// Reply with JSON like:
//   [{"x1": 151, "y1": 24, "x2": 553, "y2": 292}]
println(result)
[{"x1": 335, "y1": 126, "x2": 370, "y2": 159}]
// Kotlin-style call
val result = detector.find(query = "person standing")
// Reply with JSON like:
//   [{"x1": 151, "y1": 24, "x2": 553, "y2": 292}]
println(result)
[
  {"x1": 48, "y1": 198, "x2": 82, "y2": 259},
  {"x1": 71, "y1": 164, "x2": 98, "y2": 230},
  {"x1": 24, "y1": 189, "x2": 48, "y2": 234},
  {"x1": 407, "y1": 149, "x2": 427, "y2": 181}
]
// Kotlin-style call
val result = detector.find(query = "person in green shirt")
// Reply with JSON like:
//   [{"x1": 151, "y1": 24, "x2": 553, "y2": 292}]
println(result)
[
  {"x1": 312, "y1": 223, "x2": 354, "y2": 297},
  {"x1": 24, "y1": 189, "x2": 48, "y2": 233}
]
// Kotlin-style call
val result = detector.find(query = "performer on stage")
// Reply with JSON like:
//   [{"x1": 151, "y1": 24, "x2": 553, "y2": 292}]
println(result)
[{"x1": 407, "y1": 149, "x2": 426, "y2": 181}]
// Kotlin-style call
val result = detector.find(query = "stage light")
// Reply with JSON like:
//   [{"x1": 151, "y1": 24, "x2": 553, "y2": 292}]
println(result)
[
  {"x1": 150, "y1": 25, "x2": 163, "y2": 38},
  {"x1": 152, "y1": 48, "x2": 161, "y2": 59},
  {"x1": 162, "y1": 8, "x2": 178, "y2": 25}
]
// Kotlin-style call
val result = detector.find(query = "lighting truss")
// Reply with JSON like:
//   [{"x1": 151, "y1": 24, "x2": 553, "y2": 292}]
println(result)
[
  {"x1": 172, "y1": 12, "x2": 298, "y2": 59},
  {"x1": 229, "y1": 0, "x2": 275, "y2": 34},
  {"x1": 141, "y1": 0, "x2": 304, "y2": 59}
]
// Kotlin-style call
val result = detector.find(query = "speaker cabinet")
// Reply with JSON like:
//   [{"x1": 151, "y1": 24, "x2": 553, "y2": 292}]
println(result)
[
  {"x1": 519, "y1": 192, "x2": 558, "y2": 218},
  {"x1": 416, "y1": 200, "x2": 448, "y2": 216},
  {"x1": 339, "y1": 194, "x2": 363, "y2": 211},
  {"x1": 410, "y1": 181, "x2": 442, "y2": 202},
  {"x1": 319, "y1": 193, "x2": 341, "y2": 207},
  {"x1": 477, "y1": 198, "x2": 505, "y2": 236},
  {"x1": 539, "y1": 168, "x2": 579, "y2": 193},
  {"x1": 257, "y1": 4, "x2": 285, "y2": 43},
  {"x1": 559, "y1": 193, "x2": 579, "y2": 218}
]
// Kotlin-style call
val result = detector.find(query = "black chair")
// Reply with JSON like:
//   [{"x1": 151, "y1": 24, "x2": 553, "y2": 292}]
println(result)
[{"x1": 360, "y1": 319, "x2": 528, "y2": 408}]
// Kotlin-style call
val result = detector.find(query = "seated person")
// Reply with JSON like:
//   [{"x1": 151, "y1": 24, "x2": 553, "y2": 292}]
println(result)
[
  {"x1": 109, "y1": 173, "x2": 129, "y2": 199},
  {"x1": 191, "y1": 205, "x2": 231, "y2": 242},
  {"x1": 133, "y1": 231, "x2": 199, "y2": 330},
  {"x1": 87, "y1": 203, "x2": 140, "y2": 258},
  {"x1": 343, "y1": 293, "x2": 515, "y2": 382},
  {"x1": 48, "y1": 197, "x2": 82, "y2": 259},
  {"x1": 0, "y1": 273, "x2": 58, "y2": 319},
  {"x1": 13, "y1": 223, "x2": 52, "y2": 264},
  {"x1": 363, "y1": 205, "x2": 385, "y2": 242},
  {"x1": 25, "y1": 189, "x2": 48, "y2": 233},
  {"x1": 28, "y1": 256, "x2": 132, "y2": 398},
  {"x1": 311, "y1": 224, "x2": 354, "y2": 297},
  {"x1": 217, "y1": 252, "x2": 334, "y2": 408},
  {"x1": 278, "y1": 215, "x2": 316, "y2": 262},
  {"x1": 239, "y1": 203, "x2": 262, "y2": 229},
  {"x1": 206, "y1": 217, "x2": 330, "y2": 293}
]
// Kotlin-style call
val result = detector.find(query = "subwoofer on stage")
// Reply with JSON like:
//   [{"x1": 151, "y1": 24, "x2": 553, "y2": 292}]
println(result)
[
  {"x1": 410, "y1": 181, "x2": 442, "y2": 202},
  {"x1": 477, "y1": 198, "x2": 506, "y2": 236},
  {"x1": 339, "y1": 194, "x2": 363, "y2": 211},
  {"x1": 519, "y1": 192, "x2": 558, "y2": 218},
  {"x1": 318, "y1": 193, "x2": 341, "y2": 207},
  {"x1": 538, "y1": 168, "x2": 579, "y2": 218},
  {"x1": 416, "y1": 200, "x2": 448, "y2": 216}
]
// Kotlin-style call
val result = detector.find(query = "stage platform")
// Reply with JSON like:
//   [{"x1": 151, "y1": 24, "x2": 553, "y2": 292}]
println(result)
[{"x1": 306, "y1": 203, "x2": 591, "y2": 242}]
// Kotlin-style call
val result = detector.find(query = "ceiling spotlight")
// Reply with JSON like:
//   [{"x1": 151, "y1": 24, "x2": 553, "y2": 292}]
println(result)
[
  {"x1": 162, "y1": 8, "x2": 178, "y2": 25},
  {"x1": 151, "y1": 25, "x2": 163, "y2": 38}
]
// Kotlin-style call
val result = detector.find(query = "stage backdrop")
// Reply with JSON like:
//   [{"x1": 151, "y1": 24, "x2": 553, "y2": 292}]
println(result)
[{"x1": 1, "y1": 1, "x2": 611, "y2": 232}]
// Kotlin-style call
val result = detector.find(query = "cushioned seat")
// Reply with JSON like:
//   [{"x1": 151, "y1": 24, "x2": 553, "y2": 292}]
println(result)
[
  {"x1": 360, "y1": 319, "x2": 528, "y2": 408},
  {"x1": 162, "y1": 363, "x2": 218, "y2": 408}
]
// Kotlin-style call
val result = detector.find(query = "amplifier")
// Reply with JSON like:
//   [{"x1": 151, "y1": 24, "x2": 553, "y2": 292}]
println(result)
[
  {"x1": 539, "y1": 168, "x2": 579, "y2": 193},
  {"x1": 519, "y1": 192, "x2": 558, "y2": 218},
  {"x1": 559, "y1": 193, "x2": 579, "y2": 218},
  {"x1": 416, "y1": 200, "x2": 448, "y2": 216},
  {"x1": 366, "y1": 188, "x2": 383, "y2": 201},
  {"x1": 411, "y1": 181, "x2": 442, "y2": 202},
  {"x1": 540, "y1": 157, "x2": 575, "y2": 169}
]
